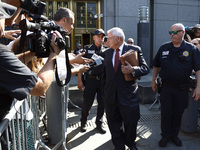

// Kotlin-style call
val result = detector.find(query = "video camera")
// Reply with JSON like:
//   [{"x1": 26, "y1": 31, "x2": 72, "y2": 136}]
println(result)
[
  {"x1": 15, "y1": 0, "x2": 70, "y2": 58},
  {"x1": 184, "y1": 26, "x2": 197, "y2": 40},
  {"x1": 20, "y1": 0, "x2": 46, "y2": 16},
  {"x1": 18, "y1": 18, "x2": 70, "y2": 57}
]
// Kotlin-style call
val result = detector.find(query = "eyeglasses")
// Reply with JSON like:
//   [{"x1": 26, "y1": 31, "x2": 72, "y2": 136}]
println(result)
[{"x1": 168, "y1": 30, "x2": 183, "y2": 35}]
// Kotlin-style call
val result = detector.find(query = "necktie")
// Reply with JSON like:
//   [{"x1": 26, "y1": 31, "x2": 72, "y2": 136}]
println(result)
[{"x1": 114, "y1": 48, "x2": 120, "y2": 72}]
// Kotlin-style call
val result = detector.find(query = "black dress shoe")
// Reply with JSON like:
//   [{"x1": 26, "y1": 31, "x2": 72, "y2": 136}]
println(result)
[
  {"x1": 159, "y1": 137, "x2": 169, "y2": 147},
  {"x1": 80, "y1": 126, "x2": 86, "y2": 132},
  {"x1": 171, "y1": 137, "x2": 182, "y2": 147},
  {"x1": 96, "y1": 126, "x2": 106, "y2": 134}
]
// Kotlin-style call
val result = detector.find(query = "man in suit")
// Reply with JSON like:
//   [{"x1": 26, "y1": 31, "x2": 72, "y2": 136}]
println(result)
[{"x1": 102, "y1": 27, "x2": 149, "y2": 150}]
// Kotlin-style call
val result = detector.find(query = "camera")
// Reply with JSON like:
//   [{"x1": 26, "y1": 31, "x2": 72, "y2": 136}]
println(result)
[
  {"x1": 184, "y1": 26, "x2": 197, "y2": 40},
  {"x1": 18, "y1": 18, "x2": 70, "y2": 57},
  {"x1": 20, "y1": 0, "x2": 46, "y2": 15}
]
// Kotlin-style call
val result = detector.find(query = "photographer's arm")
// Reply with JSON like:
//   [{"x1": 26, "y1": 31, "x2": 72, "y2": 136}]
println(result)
[
  {"x1": 30, "y1": 52, "x2": 56, "y2": 96},
  {"x1": 30, "y1": 32, "x2": 61, "y2": 96},
  {"x1": 71, "y1": 65, "x2": 90, "y2": 76},
  {"x1": 186, "y1": 34, "x2": 192, "y2": 43},
  {"x1": 16, "y1": 51, "x2": 35, "y2": 64},
  {"x1": 69, "y1": 52, "x2": 92, "y2": 64},
  {"x1": 5, "y1": 7, "x2": 22, "y2": 26},
  {"x1": 78, "y1": 73, "x2": 84, "y2": 91}
]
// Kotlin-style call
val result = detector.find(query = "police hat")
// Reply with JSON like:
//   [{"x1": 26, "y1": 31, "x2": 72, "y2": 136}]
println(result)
[
  {"x1": 94, "y1": 29, "x2": 105, "y2": 36},
  {"x1": 0, "y1": 1, "x2": 16, "y2": 19}
]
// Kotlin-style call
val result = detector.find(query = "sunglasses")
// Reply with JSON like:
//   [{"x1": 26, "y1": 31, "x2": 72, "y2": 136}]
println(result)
[{"x1": 169, "y1": 30, "x2": 183, "y2": 35}]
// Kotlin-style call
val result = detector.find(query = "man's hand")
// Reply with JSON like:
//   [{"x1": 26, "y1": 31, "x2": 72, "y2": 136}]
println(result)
[
  {"x1": 78, "y1": 79, "x2": 84, "y2": 91},
  {"x1": 50, "y1": 31, "x2": 63, "y2": 55},
  {"x1": 193, "y1": 70, "x2": 200, "y2": 101},
  {"x1": 70, "y1": 52, "x2": 92, "y2": 64},
  {"x1": 121, "y1": 61, "x2": 134, "y2": 74},
  {"x1": 4, "y1": 30, "x2": 21, "y2": 40},
  {"x1": 152, "y1": 80, "x2": 157, "y2": 93},
  {"x1": 193, "y1": 86, "x2": 200, "y2": 101},
  {"x1": 71, "y1": 64, "x2": 90, "y2": 76},
  {"x1": 78, "y1": 64, "x2": 90, "y2": 73}
]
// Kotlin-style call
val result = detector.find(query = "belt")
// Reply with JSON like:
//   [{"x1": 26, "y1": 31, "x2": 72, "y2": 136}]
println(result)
[
  {"x1": 86, "y1": 74, "x2": 101, "y2": 80},
  {"x1": 162, "y1": 81, "x2": 189, "y2": 90}
]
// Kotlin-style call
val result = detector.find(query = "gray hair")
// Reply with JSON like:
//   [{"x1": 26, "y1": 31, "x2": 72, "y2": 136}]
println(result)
[
  {"x1": 54, "y1": 7, "x2": 74, "y2": 22},
  {"x1": 107, "y1": 27, "x2": 125, "y2": 41}
]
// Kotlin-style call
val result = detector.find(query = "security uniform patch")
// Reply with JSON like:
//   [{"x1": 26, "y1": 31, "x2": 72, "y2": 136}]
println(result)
[{"x1": 183, "y1": 51, "x2": 189, "y2": 57}]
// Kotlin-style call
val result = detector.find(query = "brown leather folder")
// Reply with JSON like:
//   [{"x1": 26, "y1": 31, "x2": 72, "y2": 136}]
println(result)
[{"x1": 120, "y1": 49, "x2": 139, "y2": 81}]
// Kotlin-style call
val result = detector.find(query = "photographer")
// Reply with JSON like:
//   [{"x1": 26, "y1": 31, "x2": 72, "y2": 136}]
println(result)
[
  {"x1": 185, "y1": 24, "x2": 200, "y2": 42},
  {"x1": 53, "y1": 7, "x2": 91, "y2": 76},
  {"x1": 0, "y1": 1, "x2": 62, "y2": 121},
  {"x1": 191, "y1": 38, "x2": 200, "y2": 51},
  {"x1": 78, "y1": 29, "x2": 107, "y2": 134}
]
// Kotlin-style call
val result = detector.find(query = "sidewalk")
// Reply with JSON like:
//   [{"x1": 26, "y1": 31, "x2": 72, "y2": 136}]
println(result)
[
  {"x1": 66, "y1": 72, "x2": 200, "y2": 150},
  {"x1": 66, "y1": 102, "x2": 200, "y2": 150}
]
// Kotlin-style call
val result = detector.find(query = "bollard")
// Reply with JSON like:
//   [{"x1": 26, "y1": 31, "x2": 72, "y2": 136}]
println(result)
[
  {"x1": 46, "y1": 81, "x2": 64, "y2": 144},
  {"x1": 181, "y1": 91, "x2": 199, "y2": 133}
]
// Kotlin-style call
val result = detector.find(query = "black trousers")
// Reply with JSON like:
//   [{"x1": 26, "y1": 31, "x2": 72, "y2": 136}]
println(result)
[
  {"x1": 80, "y1": 78, "x2": 104, "y2": 126},
  {"x1": 105, "y1": 99, "x2": 140, "y2": 150},
  {"x1": 160, "y1": 85, "x2": 188, "y2": 138}
]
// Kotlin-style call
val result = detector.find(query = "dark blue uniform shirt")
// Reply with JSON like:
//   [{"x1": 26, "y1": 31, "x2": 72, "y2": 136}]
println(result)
[
  {"x1": 83, "y1": 44, "x2": 106, "y2": 76},
  {"x1": 153, "y1": 40, "x2": 200, "y2": 85}
]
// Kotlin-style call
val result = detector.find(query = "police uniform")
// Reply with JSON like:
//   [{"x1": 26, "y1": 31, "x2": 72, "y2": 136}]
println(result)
[
  {"x1": 80, "y1": 43, "x2": 106, "y2": 128},
  {"x1": 153, "y1": 40, "x2": 200, "y2": 140}
]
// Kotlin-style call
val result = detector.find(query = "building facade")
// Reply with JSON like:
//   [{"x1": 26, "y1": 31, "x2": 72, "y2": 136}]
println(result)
[{"x1": 42, "y1": 0, "x2": 200, "y2": 66}]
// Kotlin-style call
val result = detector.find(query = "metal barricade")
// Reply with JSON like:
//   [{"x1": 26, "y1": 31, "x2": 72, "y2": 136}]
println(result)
[
  {"x1": 0, "y1": 99, "x2": 27, "y2": 150},
  {"x1": 0, "y1": 87, "x2": 68, "y2": 150},
  {"x1": 0, "y1": 96, "x2": 49, "y2": 150}
]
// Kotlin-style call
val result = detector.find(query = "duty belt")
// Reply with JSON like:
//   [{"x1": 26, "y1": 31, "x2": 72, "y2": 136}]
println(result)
[
  {"x1": 162, "y1": 81, "x2": 189, "y2": 90},
  {"x1": 86, "y1": 74, "x2": 101, "y2": 80}
]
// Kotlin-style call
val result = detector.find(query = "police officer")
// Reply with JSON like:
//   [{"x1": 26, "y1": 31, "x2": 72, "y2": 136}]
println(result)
[
  {"x1": 152, "y1": 23, "x2": 200, "y2": 148},
  {"x1": 78, "y1": 29, "x2": 106, "y2": 134}
]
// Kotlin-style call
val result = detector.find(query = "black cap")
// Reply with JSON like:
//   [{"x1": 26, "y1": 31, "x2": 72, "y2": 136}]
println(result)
[
  {"x1": 0, "y1": 1, "x2": 16, "y2": 19},
  {"x1": 94, "y1": 29, "x2": 105, "y2": 36}
]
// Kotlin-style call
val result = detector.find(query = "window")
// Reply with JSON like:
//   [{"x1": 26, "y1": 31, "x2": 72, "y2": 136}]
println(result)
[{"x1": 76, "y1": 2, "x2": 97, "y2": 28}]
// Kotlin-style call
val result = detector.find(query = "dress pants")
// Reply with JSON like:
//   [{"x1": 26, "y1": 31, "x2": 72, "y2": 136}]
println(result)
[
  {"x1": 105, "y1": 98, "x2": 140, "y2": 150},
  {"x1": 80, "y1": 78, "x2": 104, "y2": 126},
  {"x1": 160, "y1": 85, "x2": 188, "y2": 138}
]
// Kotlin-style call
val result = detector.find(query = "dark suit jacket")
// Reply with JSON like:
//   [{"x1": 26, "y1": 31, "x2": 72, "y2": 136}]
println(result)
[{"x1": 102, "y1": 43, "x2": 149, "y2": 106}]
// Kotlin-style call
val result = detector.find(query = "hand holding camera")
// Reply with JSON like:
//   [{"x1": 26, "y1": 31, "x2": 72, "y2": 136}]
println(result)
[{"x1": 50, "y1": 30, "x2": 63, "y2": 56}]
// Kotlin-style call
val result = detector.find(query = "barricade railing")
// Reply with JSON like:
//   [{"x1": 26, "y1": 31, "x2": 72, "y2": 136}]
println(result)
[
  {"x1": 0, "y1": 96, "x2": 50, "y2": 150},
  {"x1": 0, "y1": 86, "x2": 68, "y2": 150}
]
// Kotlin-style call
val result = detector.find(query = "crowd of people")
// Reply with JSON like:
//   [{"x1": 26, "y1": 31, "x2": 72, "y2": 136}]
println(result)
[{"x1": 1, "y1": 1, "x2": 200, "y2": 150}]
